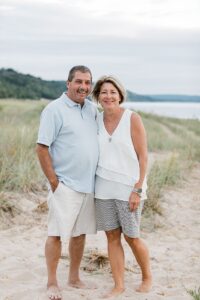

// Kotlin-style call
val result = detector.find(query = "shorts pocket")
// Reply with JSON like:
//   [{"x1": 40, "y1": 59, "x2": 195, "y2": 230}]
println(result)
[{"x1": 52, "y1": 181, "x2": 61, "y2": 195}]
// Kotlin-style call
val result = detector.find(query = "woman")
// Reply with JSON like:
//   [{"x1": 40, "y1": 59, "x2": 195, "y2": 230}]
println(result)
[{"x1": 92, "y1": 76, "x2": 152, "y2": 298}]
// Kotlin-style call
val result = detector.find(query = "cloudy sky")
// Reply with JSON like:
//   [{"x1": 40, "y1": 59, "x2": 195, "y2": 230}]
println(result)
[{"x1": 0, "y1": 0, "x2": 200, "y2": 94}]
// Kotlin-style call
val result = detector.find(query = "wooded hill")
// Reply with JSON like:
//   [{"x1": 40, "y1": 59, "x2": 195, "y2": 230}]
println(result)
[
  {"x1": 0, "y1": 68, "x2": 157, "y2": 101},
  {"x1": 0, "y1": 68, "x2": 199, "y2": 102},
  {"x1": 0, "y1": 68, "x2": 65, "y2": 99}
]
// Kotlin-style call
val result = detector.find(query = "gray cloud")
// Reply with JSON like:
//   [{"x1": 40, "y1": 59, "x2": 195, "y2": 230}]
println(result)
[{"x1": 0, "y1": 0, "x2": 200, "y2": 94}]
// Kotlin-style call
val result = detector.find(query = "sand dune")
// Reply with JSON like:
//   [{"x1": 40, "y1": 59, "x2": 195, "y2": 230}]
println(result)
[{"x1": 0, "y1": 163, "x2": 199, "y2": 300}]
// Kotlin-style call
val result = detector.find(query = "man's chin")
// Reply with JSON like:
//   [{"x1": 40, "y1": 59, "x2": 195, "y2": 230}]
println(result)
[
  {"x1": 75, "y1": 96, "x2": 86, "y2": 104},
  {"x1": 78, "y1": 93, "x2": 87, "y2": 97},
  {"x1": 77, "y1": 94, "x2": 88, "y2": 101}
]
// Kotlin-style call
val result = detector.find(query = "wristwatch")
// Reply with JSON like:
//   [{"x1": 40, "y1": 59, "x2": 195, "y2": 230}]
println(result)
[{"x1": 132, "y1": 188, "x2": 142, "y2": 196}]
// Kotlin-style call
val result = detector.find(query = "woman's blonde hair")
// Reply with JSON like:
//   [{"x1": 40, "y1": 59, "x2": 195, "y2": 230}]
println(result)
[{"x1": 92, "y1": 75, "x2": 126, "y2": 104}]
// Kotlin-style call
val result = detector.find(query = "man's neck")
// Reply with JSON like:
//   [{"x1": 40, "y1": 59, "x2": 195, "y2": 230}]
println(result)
[{"x1": 65, "y1": 92, "x2": 85, "y2": 107}]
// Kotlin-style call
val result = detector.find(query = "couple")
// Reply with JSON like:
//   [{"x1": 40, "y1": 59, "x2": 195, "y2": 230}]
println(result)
[{"x1": 36, "y1": 65, "x2": 152, "y2": 300}]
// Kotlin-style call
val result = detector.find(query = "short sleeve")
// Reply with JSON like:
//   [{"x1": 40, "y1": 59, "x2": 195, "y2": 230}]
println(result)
[{"x1": 37, "y1": 106, "x2": 61, "y2": 146}]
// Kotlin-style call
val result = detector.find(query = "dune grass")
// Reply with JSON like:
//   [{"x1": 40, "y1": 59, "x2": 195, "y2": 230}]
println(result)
[
  {"x1": 141, "y1": 112, "x2": 200, "y2": 162},
  {"x1": 139, "y1": 112, "x2": 200, "y2": 216},
  {"x1": 0, "y1": 100, "x2": 199, "y2": 212},
  {"x1": 187, "y1": 287, "x2": 200, "y2": 300},
  {"x1": 144, "y1": 153, "x2": 182, "y2": 216},
  {"x1": 0, "y1": 100, "x2": 47, "y2": 192}
]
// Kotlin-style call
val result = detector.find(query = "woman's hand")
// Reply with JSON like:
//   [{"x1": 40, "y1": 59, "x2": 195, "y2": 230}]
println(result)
[{"x1": 129, "y1": 191, "x2": 140, "y2": 212}]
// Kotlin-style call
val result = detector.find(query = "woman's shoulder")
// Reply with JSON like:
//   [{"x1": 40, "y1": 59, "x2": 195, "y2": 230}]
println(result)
[
  {"x1": 130, "y1": 110, "x2": 144, "y2": 131},
  {"x1": 123, "y1": 108, "x2": 141, "y2": 121}
]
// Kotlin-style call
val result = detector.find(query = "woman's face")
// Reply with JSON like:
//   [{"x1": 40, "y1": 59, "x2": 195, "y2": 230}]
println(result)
[{"x1": 98, "y1": 82, "x2": 121, "y2": 109}]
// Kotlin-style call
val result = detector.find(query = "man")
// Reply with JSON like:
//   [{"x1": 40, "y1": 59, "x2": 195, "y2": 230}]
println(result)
[{"x1": 36, "y1": 65, "x2": 99, "y2": 300}]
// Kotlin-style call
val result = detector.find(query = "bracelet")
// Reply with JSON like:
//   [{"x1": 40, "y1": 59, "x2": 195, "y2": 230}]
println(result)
[
  {"x1": 132, "y1": 191, "x2": 141, "y2": 198},
  {"x1": 132, "y1": 188, "x2": 142, "y2": 197}
]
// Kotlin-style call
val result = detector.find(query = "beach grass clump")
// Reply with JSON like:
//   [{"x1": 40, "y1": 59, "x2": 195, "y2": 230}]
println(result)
[
  {"x1": 187, "y1": 287, "x2": 200, "y2": 300},
  {"x1": 144, "y1": 153, "x2": 182, "y2": 216},
  {"x1": 0, "y1": 100, "x2": 47, "y2": 192}
]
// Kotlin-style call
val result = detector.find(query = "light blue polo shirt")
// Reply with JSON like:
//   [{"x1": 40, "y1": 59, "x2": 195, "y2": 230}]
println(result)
[{"x1": 37, "y1": 93, "x2": 99, "y2": 193}]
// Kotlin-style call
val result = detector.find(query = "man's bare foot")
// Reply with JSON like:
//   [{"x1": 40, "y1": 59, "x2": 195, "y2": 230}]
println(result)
[
  {"x1": 102, "y1": 287, "x2": 125, "y2": 298},
  {"x1": 68, "y1": 279, "x2": 97, "y2": 289},
  {"x1": 136, "y1": 278, "x2": 152, "y2": 293},
  {"x1": 47, "y1": 285, "x2": 62, "y2": 300}
]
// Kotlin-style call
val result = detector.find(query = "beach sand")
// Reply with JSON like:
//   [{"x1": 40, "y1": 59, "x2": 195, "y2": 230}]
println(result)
[{"x1": 0, "y1": 162, "x2": 200, "y2": 300}]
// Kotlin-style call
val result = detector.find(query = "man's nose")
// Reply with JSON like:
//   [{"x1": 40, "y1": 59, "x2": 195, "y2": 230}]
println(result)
[{"x1": 80, "y1": 82, "x2": 88, "y2": 90}]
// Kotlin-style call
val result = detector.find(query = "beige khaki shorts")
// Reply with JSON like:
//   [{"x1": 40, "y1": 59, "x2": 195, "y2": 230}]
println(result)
[{"x1": 47, "y1": 182, "x2": 97, "y2": 242}]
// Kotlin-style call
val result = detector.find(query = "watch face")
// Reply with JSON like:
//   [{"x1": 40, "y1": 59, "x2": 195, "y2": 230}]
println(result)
[{"x1": 133, "y1": 188, "x2": 142, "y2": 194}]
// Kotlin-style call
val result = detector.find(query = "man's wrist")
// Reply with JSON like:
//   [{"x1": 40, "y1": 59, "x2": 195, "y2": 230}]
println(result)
[
  {"x1": 49, "y1": 177, "x2": 58, "y2": 184},
  {"x1": 49, "y1": 178, "x2": 59, "y2": 192},
  {"x1": 49, "y1": 178, "x2": 59, "y2": 189}
]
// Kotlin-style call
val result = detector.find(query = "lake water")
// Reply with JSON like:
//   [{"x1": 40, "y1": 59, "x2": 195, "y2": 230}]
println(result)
[{"x1": 122, "y1": 102, "x2": 200, "y2": 120}]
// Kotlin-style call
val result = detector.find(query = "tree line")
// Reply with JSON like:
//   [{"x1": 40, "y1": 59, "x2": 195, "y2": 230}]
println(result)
[{"x1": 0, "y1": 68, "x2": 65, "y2": 99}]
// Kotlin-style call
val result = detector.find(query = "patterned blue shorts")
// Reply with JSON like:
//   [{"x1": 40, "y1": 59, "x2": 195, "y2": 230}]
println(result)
[{"x1": 95, "y1": 199, "x2": 144, "y2": 238}]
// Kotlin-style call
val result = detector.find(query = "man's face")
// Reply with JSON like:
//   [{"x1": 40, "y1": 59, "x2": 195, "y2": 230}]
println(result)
[{"x1": 66, "y1": 71, "x2": 92, "y2": 104}]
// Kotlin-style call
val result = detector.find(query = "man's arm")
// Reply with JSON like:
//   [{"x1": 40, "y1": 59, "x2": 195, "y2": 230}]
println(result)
[{"x1": 36, "y1": 143, "x2": 59, "y2": 192}]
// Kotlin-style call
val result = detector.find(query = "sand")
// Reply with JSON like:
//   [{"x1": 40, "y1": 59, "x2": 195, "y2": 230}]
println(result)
[{"x1": 0, "y1": 161, "x2": 200, "y2": 300}]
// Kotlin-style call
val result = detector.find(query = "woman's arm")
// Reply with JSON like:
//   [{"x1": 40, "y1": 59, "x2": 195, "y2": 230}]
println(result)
[
  {"x1": 131, "y1": 112, "x2": 148, "y2": 188},
  {"x1": 129, "y1": 112, "x2": 148, "y2": 211}
]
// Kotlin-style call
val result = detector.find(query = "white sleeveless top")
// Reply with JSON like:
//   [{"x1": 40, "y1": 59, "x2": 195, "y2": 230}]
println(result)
[{"x1": 95, "y1": 109, "x2": 147, "y2": 201}]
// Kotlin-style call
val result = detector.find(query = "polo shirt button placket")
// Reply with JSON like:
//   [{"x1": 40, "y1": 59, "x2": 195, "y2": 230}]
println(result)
[{"x1": 79, "y1": 105, "x2": 84, "y2": 119}]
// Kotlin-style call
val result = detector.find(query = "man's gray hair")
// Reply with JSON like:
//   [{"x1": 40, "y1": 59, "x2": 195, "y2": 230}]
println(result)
[{"x1": 67, "y1": 65, "x2": 92, "y2": 82}]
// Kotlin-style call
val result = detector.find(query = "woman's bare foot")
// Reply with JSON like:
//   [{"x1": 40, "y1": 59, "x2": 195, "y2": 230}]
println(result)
[
  {"x1": 102, "y1": 287, "x2": 125, "y2": 298},
  {"x1": 68, "y1": 279, "x2": 97, "y2": 289},
  {"x1": 136, "y1": 278, "x2": 152, "y2": 293},
  {"x1": 47, "y1": 285, "x2": 62, "y2": 300}
]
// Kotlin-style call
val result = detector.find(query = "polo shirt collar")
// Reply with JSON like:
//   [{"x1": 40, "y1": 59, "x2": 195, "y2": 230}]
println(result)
[{"x1": 61, "y1": 92, "x2": 89, "y2": 108}]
